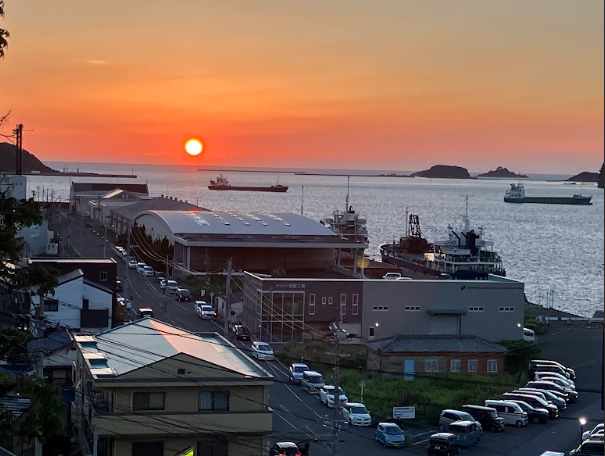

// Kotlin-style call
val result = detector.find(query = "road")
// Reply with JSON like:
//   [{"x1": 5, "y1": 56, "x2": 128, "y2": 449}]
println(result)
[{"x1": 59, "y1": 212, "x2": 604, "y2": 456}]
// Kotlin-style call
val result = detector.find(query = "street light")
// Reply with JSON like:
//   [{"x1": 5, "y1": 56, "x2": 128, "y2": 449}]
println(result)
[{"x1": 579, "y1": 417, "x2": 588, "y2": 443}]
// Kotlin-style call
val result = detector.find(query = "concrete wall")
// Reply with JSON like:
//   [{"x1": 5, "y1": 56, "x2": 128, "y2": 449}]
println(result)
[{"x1": 362, "y1": 279, "x2": 525, "y2": 342}]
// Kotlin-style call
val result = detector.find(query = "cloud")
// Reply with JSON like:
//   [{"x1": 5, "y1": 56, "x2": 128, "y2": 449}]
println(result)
[{"x1": 85, "y1": 59, "x2": 109, "y2": 66}]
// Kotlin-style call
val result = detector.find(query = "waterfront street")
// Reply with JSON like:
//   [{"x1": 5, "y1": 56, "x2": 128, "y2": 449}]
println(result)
[{"x1": 59, "y1": 212, "x2": 603, "y2": 456}]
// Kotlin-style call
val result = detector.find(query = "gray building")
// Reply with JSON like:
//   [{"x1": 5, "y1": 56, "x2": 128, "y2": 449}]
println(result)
[
  {"x1": 243, "y1": 273, "x2": 525, "y2": 343},
  {"x1": 70, "y1": 182, "x2": 149, "y2": 215}
]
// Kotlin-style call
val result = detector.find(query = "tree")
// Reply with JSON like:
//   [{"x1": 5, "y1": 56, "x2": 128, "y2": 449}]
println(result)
[
  {"x1": 0, "y1": 0, "x2": 9, "y2": 59},
  {"x1": 497, "y1": 339, "x2": 542, "y2": 382}
]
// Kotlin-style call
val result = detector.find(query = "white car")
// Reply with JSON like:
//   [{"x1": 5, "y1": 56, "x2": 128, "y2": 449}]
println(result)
[
  {"x1": 251, "y1": 342, "x2": 275, "y2": 361},
  {"x1": 582, "y1": 424, "x2": 604, "y2": 442},
  {"x1": 319, "y1": 385, "x2": 348, "y2": 408},
  {"x1": 136, "y1": 263, "x2": 147, "y2": 274},
  {"x1": 128, "y1": 259, "x2": 138, "y2": 269},
  {"x1": 195, "y1": 302, "x2": 216, "y2": 319},
  {"x1": 289, "y1": 363, "x2": 310, "y2": 384},
  {"x1": 539, "y1": 376, "x2": 576, "y2": 391},
  {"x1": 160, "y1": 279, "x2": 179, "y2": 293},
  {"x1": 142, "y1": 266, "x2": 155, "y2": 277},
  {"x1": 383, "y1": 273, "x2": 402, "y2": 280},
  {"x1": 534, "y1": 372, "x2": 576, "y2": 389},
  {"x1": 342, "y1": 403, "x2": 372, "y2": 427}
]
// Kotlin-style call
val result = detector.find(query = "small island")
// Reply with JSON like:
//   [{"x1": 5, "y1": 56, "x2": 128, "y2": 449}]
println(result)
[
  {"x1": 478, "y1": 167, "x2": 529, "y2": 179},
  {"x1": 411, "y1": 165, "x2": 472, "y2": 180},
  {"x1": 568, "y1": 171, "x2": 600, "y2": 183}
]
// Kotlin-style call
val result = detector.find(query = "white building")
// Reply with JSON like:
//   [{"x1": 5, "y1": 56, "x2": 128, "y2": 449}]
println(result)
[
  {"x1": 0, "y1": 174, "x2": 27, "y2": 200},
  {"x1": 31, "y1": 269, "x2": 113, "y2": 333}
]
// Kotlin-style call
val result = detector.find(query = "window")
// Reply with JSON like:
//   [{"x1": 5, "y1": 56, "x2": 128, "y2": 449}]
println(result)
[
  {"x1": 373, "y1": 306, "x2": 389, "y2": 312},
  {"x1": 499, "y1": 307, "x2": 515, "y2": 313},
  {"x1": 369, "y1": 327, "x2": 376, "y2": 338},
  {"x1": 309, "y1": 294, "x2": 316, "y2": 316},
  {"x1": 132, "y1": 392, "x2": 165, "y2": 411},
  {"x1": 328, "y1": 297, "x2": 334, "y2": 306},
  {"x1": 425, "y1": 359, "x2": 439, "y2": 373},
  {"x1": 468, "y1": 306, "x2": 484, "y2": 312},
  {"x1": 352, "y1": 295, "x2": 359, "y2": 316},
  {"x1": 340, "y1": 295, "x2": 347, "y2": 316},
  {"x1": 198, "y1": 441, "x2": 228, "y2": 456},
  {"x1": 132, "y1": 442, "x2": 163, "y2": 456},
  {"x1": 405, "y1": 306, "x2": 421, "y2": 312},
  {"x1": 199, "y1": 392, "x2": 230, "y2": 412},
  {"x1": 82, "y1": 299, "x2": 90, "y2": 311},
  {"x1": 468, "y1": 360, "x2": 479, "y2": 373},
  {"x1": 450, "y1": 359, "x2": 461, "y2": 373},
  {"x1": 487, "y1": 359, "x2": 498, "y2": 373},
  {"x1": 43, "y1": 298, "x2": 59, "y2": 312},
  {"x1": 100, "y1": 271, "x2": 108, "y2": 282},
  {"x1": 322, "y1": 297, "x2": 327, "y2": 306}
]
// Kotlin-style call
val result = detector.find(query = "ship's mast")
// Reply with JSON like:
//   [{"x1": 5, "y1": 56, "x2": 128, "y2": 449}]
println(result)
[
  {"x1": 405, "y1": 207, "x2": 410, "y2": 237},
  {"x1": 464, "y1": 195, "x2": 470, "y2": 232},
  {"x1": 346, "y1": 176, "x2": 351, "y2": 211}
]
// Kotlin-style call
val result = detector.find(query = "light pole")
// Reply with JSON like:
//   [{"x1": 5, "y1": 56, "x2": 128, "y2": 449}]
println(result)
[{"x1": 579, "y1": 417, "x2": 587, "y2": 444}]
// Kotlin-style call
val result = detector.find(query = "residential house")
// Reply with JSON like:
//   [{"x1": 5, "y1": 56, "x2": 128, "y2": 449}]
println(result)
[
  {"x1": 31, "y1": 269, "x2": 113, "y2": 334},
  {"x1": 73, "y1": 318, "x2": 274, "y2": 456},
  {"x1": 367, "y1": 335, "x2": 507, "y2": 379}
]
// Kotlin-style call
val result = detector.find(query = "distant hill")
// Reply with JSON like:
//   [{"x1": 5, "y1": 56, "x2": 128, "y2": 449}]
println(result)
[
  {"x1": 0, "y1": 142, "x2": 57, "y2": 174},
  {"x1": 411, "y1": 165, "x2": 472, "y2": 180},
  {"x1": 478, "y1": 167, "x2": 528, "y2": 179},
  {"x1": 567, "y1": 171, "x2": 600, "y2": 183}
]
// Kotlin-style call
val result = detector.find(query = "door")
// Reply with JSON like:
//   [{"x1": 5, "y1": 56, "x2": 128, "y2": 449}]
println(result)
[
  {"x1": 429, "y1": 315, "x2": 459, "y2": 335},
  {"x1": 404, "y1": 360, "x2": 415, "y2": 381}
]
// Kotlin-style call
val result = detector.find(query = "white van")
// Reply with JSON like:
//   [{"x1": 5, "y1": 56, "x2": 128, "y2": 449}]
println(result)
[
  {"x1": 485, "y1": 400, "x2": 528, "y2": 428},
  {"x1": 523, "y1": 328, "x2": 535, "y2": 342}
]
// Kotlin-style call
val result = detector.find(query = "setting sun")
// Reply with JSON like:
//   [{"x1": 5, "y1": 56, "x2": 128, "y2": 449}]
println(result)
[{"x1": 185, "y1": 139, "x2": 204, "y2": 157}]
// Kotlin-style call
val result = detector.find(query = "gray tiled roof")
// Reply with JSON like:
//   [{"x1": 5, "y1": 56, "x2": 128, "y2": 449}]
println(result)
[
  {"x1": 110, "y1": 197, "x2": 206, "y2": 222},
  {"x1": 369, "y1": 335, "x2": 507, "y2": 354},
  {"x1": 146, "y1": 210, "x2": 339, "y2": 238}
]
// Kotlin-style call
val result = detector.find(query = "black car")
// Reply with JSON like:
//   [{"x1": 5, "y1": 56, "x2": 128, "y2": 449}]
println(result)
[
  {"x1": 462, "y1": 405, "x2": 506, "y2": 432},
  {"x1": 427, "y1": 433, "x2": 461, "y2": 456},
  {"x1": 507, "y1": 400, "x2": 549, "y2": 424},
  {"x1": 176, "y1": 288, "x2": 192, "y2": 302},
  {"x1": 232, "y1": 325, "x2": 251, "y2": 341}
]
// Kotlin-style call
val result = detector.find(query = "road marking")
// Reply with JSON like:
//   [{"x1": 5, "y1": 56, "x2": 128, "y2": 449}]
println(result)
[{"x1": 275, "y1": 412, "x2": 297, "y2": 429}]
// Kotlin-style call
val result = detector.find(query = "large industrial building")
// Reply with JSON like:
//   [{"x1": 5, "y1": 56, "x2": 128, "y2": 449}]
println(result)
[
  {"x1": 242, "y1": 272, "x2": 525, "y2": 343},
  {"x1": 134, "y1": 210, "x2": 368, "y2": 273}
]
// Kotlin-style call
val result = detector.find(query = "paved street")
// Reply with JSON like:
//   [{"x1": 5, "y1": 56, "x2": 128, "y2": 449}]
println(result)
[{"x1": 58, "y1": 212, "x2": 603, "y2": 456}]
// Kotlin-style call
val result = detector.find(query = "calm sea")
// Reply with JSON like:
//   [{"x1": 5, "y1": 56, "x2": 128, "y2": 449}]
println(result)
[{"x1": 30, "y1": 162, "x2": 604, "y2": 318}]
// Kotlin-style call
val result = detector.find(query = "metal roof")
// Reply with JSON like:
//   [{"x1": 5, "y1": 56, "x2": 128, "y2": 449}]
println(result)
[
  {"x1": 144, "y1": 210, "x2": 340, "y2": 238},
  {"x1": 110, "y1": 197, "x2": 206, "y2": 222},
  {"x1": 368, "y1": 335, "x2": 507, "y2": 354},
  {"x1": 79, "y1": 318, "x2": 271, "y2": 379},
  {"x1": 71, "y1": 183, "x2": 149, "y2": 195}
]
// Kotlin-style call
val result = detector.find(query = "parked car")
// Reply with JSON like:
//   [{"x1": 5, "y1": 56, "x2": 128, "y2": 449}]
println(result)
[
  {"x1": 142, "y1": 266, "x2": 155, "y2": 277},
  {"x1": 534, "y1": 372, "x2": 576, "y2": 389},
  {"x1": 160, "y1": 279, "x2": 179, "y2": 293},
  {"x1": 502, "y1": 393, "x2": 559, "y2": 419},
  {"x1": 116, "y1": 279, "x2": 123, "y2": 292},
  {"x1": 136, "y1": 263, "x2": 147, "y2": 274},
  {"x1": 484, "y1": 400, "x2": 528, "y2": 428},
  {"x1": 232, "y1": 325, "x2": 251, "y2": 341},
  {"x1": 447, "y1": 421, "x2": 481, "y2": 447},
  {"x1": 176, "y1": 288, "x2": 192, "y2": 302},
  {"x1": 300, "y1": 371, "x2": 325, "y2": 394},
  {"x1": 518, "y1": 387, "x2": 568, "y2": 410},
  {"x1": 439, "y1": 410, "x2": 483, "y2": 432},
  {"x1": 319, "y1": 385, "x2": 348, "y2": 408},
  {"x1": 289, "y1": 363, "x2": 310, "y2": 385},
  {"x1": 251, "y1": 342, "x2": 275, "y2": 361},
  {"x1": 525, "y1": 381, "x2": 578, "y2": 402},
  {"x1": 118, "y1": 297, "x2": 132, "y2": 311},
  {"x1": 342, "y1": 403, "x2": 372, "y2": 427},
  {"x1": 427, "y1": 433, "x2": 461, "y2": 455},
  {"x1": 137, "y1": 308, "x2": 154, "y2": 318},
  {"x1": 538, "y1": 376, "x2": 577, "y2": 391},
  {"x1": 523, "y1": 327, "x2": 535, "y2": 342},
  {"x1": 128, "y1": 259, "x2": 138, "y2": 269},
  {"x1": 529, "y1": 360, "x2": 576, "y2": 380},
  {"x1": 155, "y1": 272, "x2": 166, "y2": 283},
  {"x1": 383, "y1": 273, "x2": 402, "y2": 280},
  {"x1": 375, "y1": 423, "x2": 405, "y2": 448},
  {"x1": 195, "y1": 302, "x2": 216, "y2": 319},
  {"x1": 507, "y1": 400, "x2": 549, "y2": 424},
  {"x1": 269, "y1": 442, "x2": 301, "y2": 456},
  {"x1": 569, "y1": 439, "x2": 604, "y2": 455},
  {"x1": 583, "y1": 424, "x2": 604, "y2": 442},
  {"x1": 461, "y1": 405, "x2": 506, "y2": 432}
]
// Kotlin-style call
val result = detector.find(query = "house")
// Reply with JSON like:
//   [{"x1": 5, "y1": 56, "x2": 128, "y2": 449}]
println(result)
[
  {"x1": 73, "y1": 318, "x2": 274, "y2": 456},
  {"x1": 368, "y1": 335, "x2": 507, "y2": 378},
  {"x1": 70, "y1": 183, "x2": 149, "y2": 216},
  {"x1": 28, "y1": 328, "x2": 75, "y2": 388},
  {"x1": 30, "y1": 269, "x2": 113, "y2": 333}
]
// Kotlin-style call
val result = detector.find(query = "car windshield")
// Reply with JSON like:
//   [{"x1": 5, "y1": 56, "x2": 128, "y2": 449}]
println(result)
[
  {"x1": 201, "y1": 306, "x2": 213, "y2": 312},
  {"x1": 257, "y1": 344, "x2": 272, "y2": 352},
  {"x1": 180, "y1": 289, "x2": 191, "y2": 296},
  {"x1": 385, "y1": 426, "x2": 403, "y2": 436},
  {"x1": 307, "y1": 375, "x2": 323, "y2": 382},
  {"x1": 294, "y1": 366, "x2": 308, "y2": 373},
  {"x1": 489, "y1": 410, "x2": 498, "y2": 418},
  {"x1": 351, "y1": 406, "x2": 368, "y2": 414}
]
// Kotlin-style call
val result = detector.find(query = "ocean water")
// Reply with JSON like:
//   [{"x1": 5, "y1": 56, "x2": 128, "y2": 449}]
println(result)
[{"x1": 31, "y1": 162, "x2": 604, "y2": 318}]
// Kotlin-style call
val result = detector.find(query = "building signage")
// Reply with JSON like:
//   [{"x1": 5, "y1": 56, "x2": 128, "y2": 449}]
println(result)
[{"x1": 393, "y1": 406, "x2": 416, "y2": 420}]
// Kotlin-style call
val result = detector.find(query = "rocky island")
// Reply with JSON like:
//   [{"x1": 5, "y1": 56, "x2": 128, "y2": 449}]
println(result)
[
  {"x1": 567, "y1": 171, "x2": 600, "y2": 183},
  {"x1": 478, "y1": 166, "x2": 529, "y2": 179},
  {"x1": 411, "y1": 165, "x2": 472, "y2": 180}
]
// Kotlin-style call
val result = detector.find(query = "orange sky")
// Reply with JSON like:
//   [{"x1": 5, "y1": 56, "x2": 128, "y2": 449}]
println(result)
[{"x1": 0, "y1": 0, "x2": 603, "y2": 173}]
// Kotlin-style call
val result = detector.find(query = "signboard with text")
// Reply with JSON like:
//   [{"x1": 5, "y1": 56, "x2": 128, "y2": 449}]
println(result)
[{"x1": 393, "y1": 406, "x2": 416, "y2": 420}]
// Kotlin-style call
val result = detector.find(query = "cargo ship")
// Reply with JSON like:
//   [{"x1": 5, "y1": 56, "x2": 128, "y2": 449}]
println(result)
[
  {"x1": 208, "y1": 175, "x2": 289, "y2": 193},
  {"x1": 380, "y1": 204, "x2": 506, "y2": 280},
  {"x1": 504, "y1": 184, "x2": 592, "y2": 205}
]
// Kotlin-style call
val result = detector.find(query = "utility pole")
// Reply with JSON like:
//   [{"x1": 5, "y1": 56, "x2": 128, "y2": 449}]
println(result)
[
  {"x1": 224, "y1": 258, "x2": 233, "y2": 336},
  {"x1": 13, "y1": 123, "x2": 23, "y2": 175},
  {"x1": 103, "y1": 219, "x2": 108, "y2": 258},
  {"x1": 124, "y1": 224, "x2": 132, "y2": 301}
]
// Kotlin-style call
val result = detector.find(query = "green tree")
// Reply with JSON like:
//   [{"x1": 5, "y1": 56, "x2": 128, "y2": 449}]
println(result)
[
  {"x1": 497, "y1": 339, "x2": 542, "y2": 381},
  {"x1": 0, "y1": 0, "x2": 8, "y2": 59}
]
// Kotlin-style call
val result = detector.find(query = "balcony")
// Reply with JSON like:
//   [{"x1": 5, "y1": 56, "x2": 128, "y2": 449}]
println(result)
[{"x1": 93, "y1": 409, "x2": 273, "y2": 436}]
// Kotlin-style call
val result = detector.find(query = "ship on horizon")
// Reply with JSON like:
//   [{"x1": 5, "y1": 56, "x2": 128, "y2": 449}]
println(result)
[
  {"x1": 208, "y1": 175, "x2": 289, "y2": 193},
  {"x1": 504, "y1": 183, "x2": 592, "y2": 205}
]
